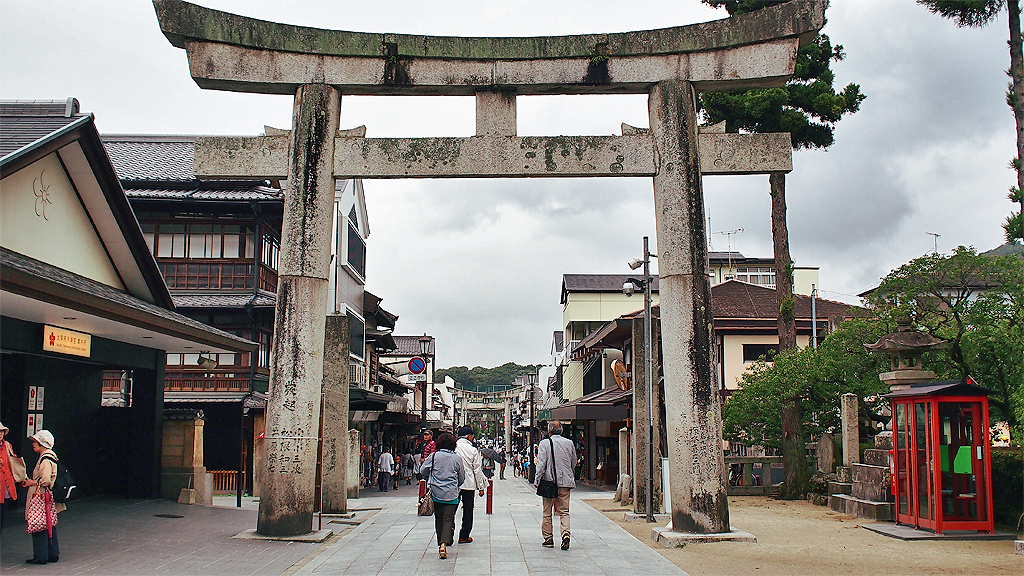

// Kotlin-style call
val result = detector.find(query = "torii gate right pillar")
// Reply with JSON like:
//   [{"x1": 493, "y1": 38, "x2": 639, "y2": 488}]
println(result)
[{"x1": 649, "y1": 80, "x2": 728, "y2": 534}]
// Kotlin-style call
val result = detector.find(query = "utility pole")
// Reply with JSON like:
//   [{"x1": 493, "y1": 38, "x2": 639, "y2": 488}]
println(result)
[
  {"x1": 528, "y1": 372, "x2": 537, "y2": 484},
  {"x1": 811, "y1": 284, "x2": 817, "y2": 349}
]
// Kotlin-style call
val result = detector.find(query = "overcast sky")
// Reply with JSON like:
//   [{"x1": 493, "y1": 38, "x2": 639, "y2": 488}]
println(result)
[{"x1": 2, "y1": 1, "x2": 1015, "y2": 369}]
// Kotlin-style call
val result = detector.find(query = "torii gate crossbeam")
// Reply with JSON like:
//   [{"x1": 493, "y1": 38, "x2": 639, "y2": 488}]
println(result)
[{"x1": 152, "y1": 0, "x2": 824, "y2": 538}]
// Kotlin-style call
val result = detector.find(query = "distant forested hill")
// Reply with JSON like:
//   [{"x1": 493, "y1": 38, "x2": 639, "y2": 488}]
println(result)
[{"x1": 436, "y1": 362, "x2": 544, "y2": 393}]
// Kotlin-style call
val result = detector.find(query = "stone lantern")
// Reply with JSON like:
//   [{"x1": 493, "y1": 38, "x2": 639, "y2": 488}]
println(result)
[{"x1": 864, "y1": 318, "x2": 946, "y2": 392}]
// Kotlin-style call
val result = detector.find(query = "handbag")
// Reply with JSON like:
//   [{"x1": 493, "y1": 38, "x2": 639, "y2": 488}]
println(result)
[
  {"x1": 9, "y1": 451, "x2": 27, "y2": 483},
  {"x1": 536, "y1": 438, "x2": 559, "y2": 499},
  {"x1": 417, "y1": 453, "x2": 436, "y2": 516},
  {"x1": 25, "y1": 489, "x2": 57, "y2": 535}
]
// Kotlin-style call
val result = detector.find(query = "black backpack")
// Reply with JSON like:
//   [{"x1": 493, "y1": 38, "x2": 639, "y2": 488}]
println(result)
[{"x1": 40, "y1": 455, "x2": 76, "y2": 503}]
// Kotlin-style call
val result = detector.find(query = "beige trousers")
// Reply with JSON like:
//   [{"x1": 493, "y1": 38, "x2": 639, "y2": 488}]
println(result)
[{"x1": 542, "y1": 487, "x2": 571, "y2": 539}]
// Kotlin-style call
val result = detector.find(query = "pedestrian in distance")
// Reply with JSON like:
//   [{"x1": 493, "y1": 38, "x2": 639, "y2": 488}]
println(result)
[
  {"x1": 377, "y1": 447, "x2": 394, "y2": 492},
  {"x1": 479, "y1": 447, "x2": 497, "y2": 480},
  {"x1": 403, "y1": 453, "x2": 415, "y2": 485},
  {"x1": 498, "y1": 449, "x2": 507, "y2": 480},
  {"x1": 22, "y1": 430, "x2": 63, "y2": 564},
  {"x1": 535, "y1": 421, "x2": 576, "y2": 551},
  {"x1": 419, "y1": 429, "x2": 436, "y2": 473},
  {"x1": 420, "y1": 432, "x2": 464, "y2": 560},
  {"x1": 0, "y1": 421, "x2": 22, "y2": 533},
  {"x1": 454, "y1": 426, "x2": 487, "y2": 544}
]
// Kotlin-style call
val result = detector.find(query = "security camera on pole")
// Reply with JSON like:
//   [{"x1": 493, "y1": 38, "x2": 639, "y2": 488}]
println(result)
[{"x1": 623, "y1": 236, "x2": 656, "y2": 523}]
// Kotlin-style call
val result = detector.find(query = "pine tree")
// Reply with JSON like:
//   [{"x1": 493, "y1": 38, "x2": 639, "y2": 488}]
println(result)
[{"x1": 700, "y1": 0, "x2": 865, "y2": 497}]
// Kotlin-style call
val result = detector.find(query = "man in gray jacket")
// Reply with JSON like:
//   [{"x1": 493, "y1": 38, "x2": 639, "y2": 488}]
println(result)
[
  {"x1": 454, "y1": 426, "x2": 487, "y2": 543},
  {"x1": 534, "y1": 421, "x2": 577, "y2": 550}
]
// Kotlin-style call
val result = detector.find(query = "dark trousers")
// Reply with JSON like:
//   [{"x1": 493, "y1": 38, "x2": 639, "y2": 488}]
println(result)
[
  {"x1": 32, "y1": 526, "x2": 59, "y2": 561},
  {"x1": 458, "y1": 489, "x2": 475, "y2": 540},
  {"x1": 433, "y1": 501, "x2": 458, "y2": 546},
  {"x1": 377, "y1": 472, "x2": 391, "y2": 492}
]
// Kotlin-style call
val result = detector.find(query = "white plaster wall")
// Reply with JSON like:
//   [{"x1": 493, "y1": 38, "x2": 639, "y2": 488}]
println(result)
[
  {"x1": 722, "y1": 333, "x2": 811, "y2": 390},
  {"x1": 793, "y1": 268, "x2": 820, "y2": 296},
  {"x1": 1, "y1": 154, "x2": 123, "y2": 289}
]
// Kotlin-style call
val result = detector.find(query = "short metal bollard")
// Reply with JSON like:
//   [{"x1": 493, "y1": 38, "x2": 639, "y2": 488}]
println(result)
[{"x1": 486, "y1": 479, "x2": 493, "y2": 514}]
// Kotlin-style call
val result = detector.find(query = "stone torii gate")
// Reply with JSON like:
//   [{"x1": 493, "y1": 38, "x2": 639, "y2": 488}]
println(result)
[{"x1": 153, "y1": 0, "x2": 823, "y2": 537}]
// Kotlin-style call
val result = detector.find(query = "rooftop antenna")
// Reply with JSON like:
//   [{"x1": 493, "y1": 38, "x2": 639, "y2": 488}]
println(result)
[
  {"x1": 926, "y1": 232, "x2": 940, "y2": 254},
  {"x1": 716, "y1": 228, "x2": 743, "y2": 277}
]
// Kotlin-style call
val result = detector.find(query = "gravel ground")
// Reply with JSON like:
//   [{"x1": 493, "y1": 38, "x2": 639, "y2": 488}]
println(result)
[{"x1": 583, "y1": 496, "x2": 1021, "y2": 576}]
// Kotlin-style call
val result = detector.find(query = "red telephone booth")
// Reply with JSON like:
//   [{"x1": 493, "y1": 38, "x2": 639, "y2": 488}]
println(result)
[{"x1": 886, "y1": 377, "x2": 995, "y2": 534}]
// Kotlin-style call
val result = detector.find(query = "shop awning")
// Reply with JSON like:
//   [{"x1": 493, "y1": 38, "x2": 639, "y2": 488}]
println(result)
[{"x1": 550, "y1": 385, "x2": 630, "y2": 421}]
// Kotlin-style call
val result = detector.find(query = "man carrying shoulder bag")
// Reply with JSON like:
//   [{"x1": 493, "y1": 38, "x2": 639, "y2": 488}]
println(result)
[{"x1": 534, "y1": 421, "x2": 576, "y2": 550}]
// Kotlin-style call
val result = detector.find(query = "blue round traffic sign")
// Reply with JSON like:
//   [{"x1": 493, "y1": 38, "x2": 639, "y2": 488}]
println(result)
[{"x1": 408, "y1": 357, "x2": 426, "y2": 374}]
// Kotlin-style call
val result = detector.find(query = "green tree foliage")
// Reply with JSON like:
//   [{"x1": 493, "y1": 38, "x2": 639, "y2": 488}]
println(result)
[
  {"x1": 919, "y1": 0, "x2": 1024, "y2": 243},
  {"x1": 435, "y1": 362, "x2": 544, "y2": 393},
  {"x1": 725, "y1": 247, "x2": 1024, "y2": 452},
  {"x1": 868, "y1": 246, "x2": 1024, "y2": 440},
  {"x1": 723, "y1": 318, "x2": 892, "y2": 452}
]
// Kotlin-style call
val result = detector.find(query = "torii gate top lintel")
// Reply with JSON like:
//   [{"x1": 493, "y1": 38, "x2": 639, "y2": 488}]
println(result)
[{"x1": 153, "y1": 0, "x2": 824, "y2": 96}]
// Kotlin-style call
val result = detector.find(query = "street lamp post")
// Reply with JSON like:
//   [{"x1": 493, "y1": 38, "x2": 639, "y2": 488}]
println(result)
[
  {"x1": 419, "y1": 334, "x2": 431, "y2": 431},
  {"x1": 527, "y1": 372, "x2": 537, "y2": 484},
  {"x1": 624, "y1": 236, "x2": 656, "y2": 523}
]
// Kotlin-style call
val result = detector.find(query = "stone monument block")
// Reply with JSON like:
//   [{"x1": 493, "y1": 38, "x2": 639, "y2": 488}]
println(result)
[{"x1": 817, "y1": 433, "x2": 836, "y2": 473}]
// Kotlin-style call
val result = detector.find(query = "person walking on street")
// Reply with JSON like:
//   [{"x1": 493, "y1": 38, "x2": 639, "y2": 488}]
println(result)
[
  {"x1": 420, "y1": 432, "x2": 464, "y2": 560},
  {"x1": 419, "y1": 429, "x2": 436, "y2": 479},
  {"x1": 377, "y1": 447, "x2": 394, "y2": 492},
  {"x1": 454, "y1": 426, "x2": 487, "y2": 544},
  {"x1": 535, "y1": 421, "x2": 576, "y2": 551},
  {"x1": 498, "y1": 449, "x2": 507, "y2": 480},
  {"x1": 22, "y1": 430, "x2": 63, "y2": 564},
  {"x1": 479, "y1": 447, "x2": 497, "y2": 480}
]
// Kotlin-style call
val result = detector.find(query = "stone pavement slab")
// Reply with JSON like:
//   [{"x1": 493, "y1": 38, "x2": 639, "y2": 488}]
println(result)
[
  {"x1": 0, "y1": 478, "x2": 689, "y2": 575},
  {"x1": 0, "y1": 496, "x2": 322, "y2": 575},
  {"x1": 293, "y1": 476, "x2": 689, "y2": 576}
]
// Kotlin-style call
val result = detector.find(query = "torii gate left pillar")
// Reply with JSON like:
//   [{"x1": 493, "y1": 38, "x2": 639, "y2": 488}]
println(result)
[{"x1": 153, "y1": 0, "x2": 824, "y2": 538}]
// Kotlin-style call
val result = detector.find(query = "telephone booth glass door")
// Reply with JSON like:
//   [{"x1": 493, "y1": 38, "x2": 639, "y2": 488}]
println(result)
[{"x1": 938, "y1": 401, "x2": 988, "y2": 528}]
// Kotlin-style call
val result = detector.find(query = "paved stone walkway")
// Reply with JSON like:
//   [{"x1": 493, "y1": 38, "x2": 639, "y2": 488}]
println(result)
[
  {"x1": 295, "y1": 476, "x2": 687, "y2": 576},
  {"x1": 0, "y1": 476, "x2": 688, "y2": 575}
]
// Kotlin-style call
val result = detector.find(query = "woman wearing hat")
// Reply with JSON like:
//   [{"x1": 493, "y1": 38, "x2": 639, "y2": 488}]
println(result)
[
  {"x1": 0, "y1": 421, "x2": 22, "y2": 533},
  {"x1": 22, "y1": 430, "x2": 62, "y2": 564}
]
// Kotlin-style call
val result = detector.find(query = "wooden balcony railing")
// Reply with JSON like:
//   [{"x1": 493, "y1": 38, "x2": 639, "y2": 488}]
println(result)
[
  {"x1": 164, "y1": 372, "x2": 250, "y2": 393},
  {"x1": 158, "y1": 260, "x2": 255, "y2": 290}
]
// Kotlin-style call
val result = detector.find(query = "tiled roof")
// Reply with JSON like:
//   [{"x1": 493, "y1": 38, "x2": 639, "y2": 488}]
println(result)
[
  {"x1": 709, "y1": 280, "x2": 861, "y2": 319},
  {"x1": 552, "y1": 330, "x2": 563, "y2": 352},
  {"x1": 124, "y1": 186, "x2": 283, "y2": 201},
  {"x1": 387, "y1": 335, "x2": 435, "y2": 356},
  {"x1": 561, "y1": 274, "x2": 660, "y2": 303},
  {"x1": 0, "y1": 99, "x2": 91, "y2": 160},
  {"x1": 102, "y1": 135, "x2": 196, "y2": 181},
  {"x1": 172, "y1": 292, "x2": 276, "y2": 309}
]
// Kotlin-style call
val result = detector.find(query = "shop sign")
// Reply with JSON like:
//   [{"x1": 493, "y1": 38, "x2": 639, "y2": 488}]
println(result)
[{"x1": 43, "y1": 325, "x2": 91, "y2": 357}]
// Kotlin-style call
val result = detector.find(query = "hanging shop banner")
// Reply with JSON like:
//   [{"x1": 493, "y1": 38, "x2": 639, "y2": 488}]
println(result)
[{"x1": 43, "y1": 325, "x2": 91, "y2": 357}]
